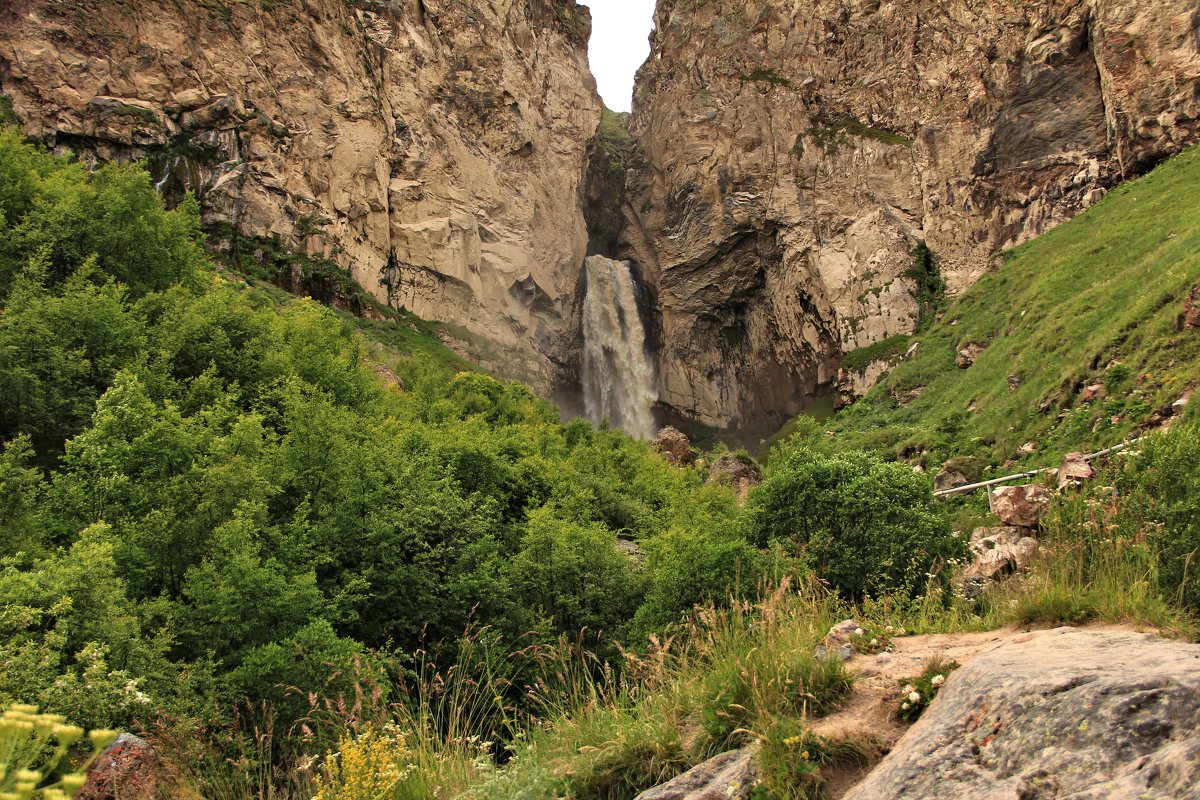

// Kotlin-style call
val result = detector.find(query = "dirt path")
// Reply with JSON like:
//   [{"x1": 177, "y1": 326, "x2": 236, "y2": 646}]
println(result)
[{"x1": 810, "y1": 622, "x2": 1156, "y2": 798}]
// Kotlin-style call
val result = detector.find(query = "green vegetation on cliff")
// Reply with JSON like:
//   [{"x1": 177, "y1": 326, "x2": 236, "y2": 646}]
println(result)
[{"x1": 831, "y1": 145, "x2": 1200, "y2": 470}]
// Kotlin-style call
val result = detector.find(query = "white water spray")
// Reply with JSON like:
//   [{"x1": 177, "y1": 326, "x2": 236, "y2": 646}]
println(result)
[{"x1": 581, "y1": 255, "x2": 657, "y2": 439}]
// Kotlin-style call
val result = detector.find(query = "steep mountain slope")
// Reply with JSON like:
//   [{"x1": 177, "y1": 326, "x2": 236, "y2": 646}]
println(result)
[
  {"x1": 0, "y1": 0, "x2": 601, "y2": 394},
  {"x1": 829, "y1": 143, "x2": 1200, "y2": 470},
  {"x1": 623, "y1": 0, "x2": 1200, "y2": 433}
]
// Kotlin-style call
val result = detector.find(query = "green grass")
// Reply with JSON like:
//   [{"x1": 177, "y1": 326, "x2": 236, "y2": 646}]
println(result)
[{"x1": 828, "y1": 144, "x2": 1200, "y2": 472}]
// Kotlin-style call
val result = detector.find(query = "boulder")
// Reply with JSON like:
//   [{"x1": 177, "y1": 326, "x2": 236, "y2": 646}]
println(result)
[
  {"x1": 842, "y1": 628, "x2": 1200, "y2": 800},
  {"x1": 959, "y1": 527, "x2": 1039, "y2": 596},
  {"x1": 1081, "y1": 383, "x2": 1106, "y2": 403},
  {"x1": 955, "y1": 343, "x2": 983, "y2": 368},
  {"x1": 1006, "y1": 374, "x2": 1021, "y2": 392},
  {"x1": 707, "y1": 453, "x2": 761, "y2": 498},
  {"x1": 933, "y1": 468, "x2": 969, "y2": 493},
  {"x1": 653, "y1": 426, "x2": 696, "y2": 465},
  {"x1": 1016, "y1": 441, "x2": 1036, "y2": 456},
  {"x1": 1057, "y1": 451, "x2": 1095, "y2": 489},
  {"x1": 634, "y1": 747, "x2": 757, "y2": 800},
  {"x1": 991, "y1": 484, "x2": 1052, "y2": 528},
  {"x1": 78, "y1": 733, "x2": 167, "y2": 800}
]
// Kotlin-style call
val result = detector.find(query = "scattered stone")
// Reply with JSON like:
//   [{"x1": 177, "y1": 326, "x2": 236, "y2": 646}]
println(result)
[
  {"x1": 958, "y1": 526, "x2": 1039, "y2": 597},
  {"x1": 653, "y1": 426, "x2": 696, "y2": 465},
  {"x1": 1006, "y1": 374, "x2": 1021, "y2": 392},
  {"x1": 634, "y1": 747, "x2": 757, "y2": 800},
  {"x1": 1173, "y1": 390, "x2": 1192, "y2": 413},
  {"x1": 1080, "y1": 383, "x2": 1106, "y2": 403},
  {"x1": 615, "y1": 538, "x2": 647, "y2": 563},
  {"x1": 816, "y1": 619, "x2": 862, "y2": 661},
  {"x1": 364, "y1": 359, "x2": 404, "y2": 391},
  {"x1": 1183, "y1": 285, "x2": 1200, "y2": 330},
  {"x1": 706, "y1": 453, "x2": 761, "y2": 499},
  {"x1": 78, "y1": 734, "x2": 168, "y2": 800},
  {"x1": 842, "y1": 628, "x2": 1200, "y2": 800},
  {"x1": 933, "y1": 468, "x2": 969, "y2": 493},
  {"x1": 1016, "y1": 441, "x2": 1036, "y2": 456},
  {"x1": 955, "y1": 343, "x2": 983, "y2": 368},
  {"x1": 991, "y1": 484, "x2": 1052, "y2": 528},
  {"x1": 1057, "y1": 452, "x2": 1095, "y2": 489},
  {"x1": 904, "y1": 341, "x2": 920, "y2": 359}
]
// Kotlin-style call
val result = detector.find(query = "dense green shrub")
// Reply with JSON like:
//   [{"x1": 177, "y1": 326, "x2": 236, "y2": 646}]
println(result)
[
  {"x1": 1112, "y1": 421, "x2": 1200, "y2": 613},
  {"x1": 747, "y1": 445, "x2": 963, "y2": 598}
]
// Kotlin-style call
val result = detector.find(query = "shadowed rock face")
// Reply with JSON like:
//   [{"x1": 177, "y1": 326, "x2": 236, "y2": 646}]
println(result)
[
  {"x1": 0, "y1": 0, "x2": 601, "y2": 393},
  {"x1": 623, "y1": 0, "x2": 1200, "y2": 430},
  {"x1": 841, "y1": 627, "x2": 1200, "y2": 799}
]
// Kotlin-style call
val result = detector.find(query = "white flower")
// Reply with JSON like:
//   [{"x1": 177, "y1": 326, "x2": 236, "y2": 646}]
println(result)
[
  {"x1": 898, "y1": 626, "x2": 907, "y2": 635},
  {"x1": 870, "y1": 638, "x2": 879, "y2": 647},
  {"x1": 908, "y1": 691, "x2": 921, "y2": 703},
  {"x1": 931, "y1": 674, "x2": 945, "y2": 687},
  {"x1": 901, "y1": 684, "x2": 915, "y2": 695},
  {"x1": 901, "y1": 702, "x2": 910, "y2": 710},
  {"x1": 885, "y1": 625, "x2": 894, "y2": 634},
  {"x1": 854, "y1": 627, "x2": 865, "y2": 637}
]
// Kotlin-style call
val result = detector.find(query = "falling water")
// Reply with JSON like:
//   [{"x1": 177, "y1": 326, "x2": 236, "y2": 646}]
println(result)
[{"x1": 581, "y1": 255, "x2": 657, "y2": 439}]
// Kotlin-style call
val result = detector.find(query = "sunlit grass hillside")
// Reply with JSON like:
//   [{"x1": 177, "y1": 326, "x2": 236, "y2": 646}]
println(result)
[{"x1": 830, "y1": 145, "x2": 1200, "y2": 471}]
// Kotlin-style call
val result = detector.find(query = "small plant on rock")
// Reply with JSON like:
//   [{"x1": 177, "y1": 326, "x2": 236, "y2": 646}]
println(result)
[{"x1": 895, "y1": 659, "x2": 958, "y2": 722}]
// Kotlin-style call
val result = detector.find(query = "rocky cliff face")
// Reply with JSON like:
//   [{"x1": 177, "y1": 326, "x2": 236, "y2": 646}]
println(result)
[
  {"x1": 0, "y1": 0, "x2": 601, "y2": 393},
  {"x1": 624, "y1": 0, "x2": 1200, "y2": 432}
]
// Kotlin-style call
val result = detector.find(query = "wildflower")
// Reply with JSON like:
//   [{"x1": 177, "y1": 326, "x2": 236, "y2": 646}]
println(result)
[
  {"x1": 885, "y1": 625, "x2": 894, "y2": 634},
  {"x1": 931, "y1": 674, "x2": 945, "y2": 687},
  {"x1": 870, "y1": 638, "x2": 878, "y2": 647},
  {"x1": 854, "y1": 627, "x2": 864, "y2": 637},
  {"x1": 901, "y1": 702, "x2": 910, "y2": 710},
  {"x1": 901, "y1": 684, "x2": 915, "y2": 695},
  {"x1": 908, "y1": 691, "x2": 921, "y2": 704}
]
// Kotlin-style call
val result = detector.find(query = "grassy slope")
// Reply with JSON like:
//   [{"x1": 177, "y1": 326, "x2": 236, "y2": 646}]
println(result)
[{"x1": 828, "y1": 145, "x2": 1200, "y2": 471}]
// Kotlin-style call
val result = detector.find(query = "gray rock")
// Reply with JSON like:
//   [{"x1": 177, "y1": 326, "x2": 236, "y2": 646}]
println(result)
[
  {"x1": 959, "y1": 527, "x2": 1039, "y2": 596},
  {"x1": 842, "y1": 628, "x2": 1200, "y2": 800},
  {"x1": 634, "y1": 747, "x2": 757, "y2": 800},
  {"x1": 933, "y1": 468, "x2": 969, "y2": 493}
]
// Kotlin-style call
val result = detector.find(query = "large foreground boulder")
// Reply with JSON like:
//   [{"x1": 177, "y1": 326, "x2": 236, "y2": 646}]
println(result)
[
  {"x1": 634, "y1": 748, "x2": 757, "y2": 800},
  {"x1": 842, "y1": 628, "x2": 1200, "y2": 800}
]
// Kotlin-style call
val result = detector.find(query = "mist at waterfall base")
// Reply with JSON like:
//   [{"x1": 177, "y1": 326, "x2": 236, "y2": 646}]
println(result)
[{"x1": 581, "y1": 255, "x2": 658, "y2": 439}]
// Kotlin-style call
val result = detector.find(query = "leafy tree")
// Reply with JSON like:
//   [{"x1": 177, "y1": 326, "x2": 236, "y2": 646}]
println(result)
[{"x1": 747, "y1": 446, "x2": 963, "y2": 598}]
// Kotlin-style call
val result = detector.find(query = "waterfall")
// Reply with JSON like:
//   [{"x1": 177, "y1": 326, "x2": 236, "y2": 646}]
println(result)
[{"x1": 581, "y1": 255, "x2": 657, "y2": 439}]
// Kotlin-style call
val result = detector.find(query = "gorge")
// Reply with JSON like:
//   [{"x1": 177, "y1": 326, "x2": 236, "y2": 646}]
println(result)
[{"x1": 2, "y1": 0, "x2": 1199, "y2": 437}]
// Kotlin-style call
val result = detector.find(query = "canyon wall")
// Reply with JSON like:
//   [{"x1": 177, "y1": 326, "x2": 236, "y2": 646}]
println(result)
[
  {"x1": 624, "y1": 0, "x2": 1200, "y2": 432},
  {"x1": 0, "y1": 0, "x2": 602, "y2": 393}
]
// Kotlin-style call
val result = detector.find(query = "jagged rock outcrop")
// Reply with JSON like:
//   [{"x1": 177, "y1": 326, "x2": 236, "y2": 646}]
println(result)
[
  {"x1": 634, "y1": 748, "x2": 757, "y2": 800},
  {"x1": 842, "y1": 628, "x2": 1200, "y2": 799},
  {"x1": 991, "y1": 484, "x2": 1053, "y2": 528},
  {"x1": 0, "y1": 0, "x2": 601, "y2": 393},
  {"x1": 624, "y1": 0, "x2": 1200, "y2": 430}
]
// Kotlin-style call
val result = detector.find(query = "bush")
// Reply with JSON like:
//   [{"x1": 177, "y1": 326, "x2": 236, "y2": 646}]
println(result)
[{"x1": 747, "y1": 446, "x2": 964, "y2": 599}]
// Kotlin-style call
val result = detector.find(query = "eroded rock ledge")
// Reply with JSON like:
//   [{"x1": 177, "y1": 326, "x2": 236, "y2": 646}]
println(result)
[
  {"x1": 624, "y1": 0, "x2": 1200, "y2": 431},
  {"x1": 0, "y1": 0, "x2": 602, "y2": 393}
]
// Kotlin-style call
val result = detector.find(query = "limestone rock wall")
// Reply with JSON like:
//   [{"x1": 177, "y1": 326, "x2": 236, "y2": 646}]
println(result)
[
  {"x1": 0, "y1": 0, "x2": 602, "y2": 392},
  {"x1": 625, "y1": 0, "x2": 1200, "y2": 431}
]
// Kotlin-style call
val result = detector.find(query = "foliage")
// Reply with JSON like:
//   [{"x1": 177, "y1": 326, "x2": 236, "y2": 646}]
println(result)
[
  {"x1": 0, "y1": 703, "x2": 116, "y2": 800},
  {"x1": 595, "y1": 108, "x2": 647, "y2": 171},
  {"x1": 747, "y1": 443, "x2": 965, "y2": 599},
  {"x1": 905, "y1": 242, "x2": 945, "y2": 327},
  {"x1": 754, "y1": 719, "x2": 877, "y2": 800},
  {"x1": 894, "y1": 659, "x2": 957, "y2": 722},
  {"x1": 840, "y1": 334, "x2": 911, "y2": 373}
]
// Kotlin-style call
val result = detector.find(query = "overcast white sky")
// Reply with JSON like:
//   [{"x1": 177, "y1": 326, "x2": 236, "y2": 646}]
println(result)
[{"x1": 579, "y1": 1, "x2": 657, "y2": 113}]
